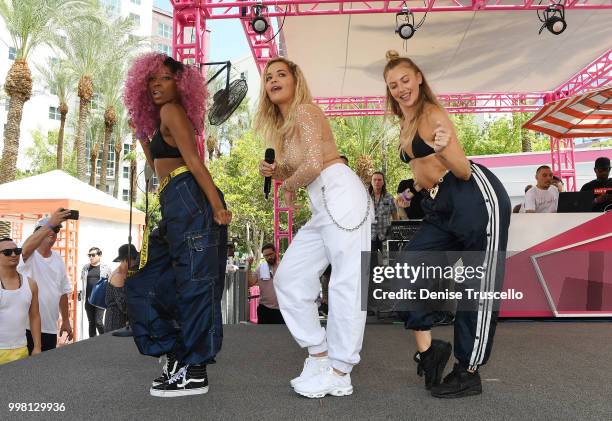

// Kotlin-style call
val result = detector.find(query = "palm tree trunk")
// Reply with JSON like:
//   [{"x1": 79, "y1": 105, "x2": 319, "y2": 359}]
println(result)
[
  {"x1": 76, "y1": 75, "x2": 93, "y2": 181},
  {"x1": 89, "y1": 144, "x2": 99, "y2": 187},
  {"x1": 0, "y1": 97, "x2": 26, "y2": 184},
  {"x1": 57, "y1": 103, "x2": 68, "y2": 170},
  {"x1": 0, "y1": 222, "x2": 10, "y2": 238},
  {"x1": 99, "y1": 125, "x2": 113, "y2": 192},
  {"x1": 131, "y1": 130, "x2": 138, "y2": 202},
  {"x1": 76, "y1": 99, "x2": 90, "y2": 180},
  {"x1": 0, "y1": 59, "x2": 32, "y2": 184},
  {"x1": 113, "y1": 142, "x2": 122, "y2": 198}
]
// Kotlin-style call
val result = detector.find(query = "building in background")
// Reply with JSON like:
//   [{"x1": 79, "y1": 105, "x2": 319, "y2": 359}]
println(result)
[{"x1": 0, "y1": 0, "x2": 154, "y2": 202}]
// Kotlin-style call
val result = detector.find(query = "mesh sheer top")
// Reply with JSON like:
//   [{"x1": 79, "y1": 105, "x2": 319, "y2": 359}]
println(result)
[{"x1": 273, "y1": 104, "x2": 339, "y2": 191}]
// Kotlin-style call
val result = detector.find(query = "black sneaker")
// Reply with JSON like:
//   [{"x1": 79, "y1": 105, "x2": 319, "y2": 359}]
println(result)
[
  {"x1": 152, "y1": 353, "x2": 184, "y2": 387},
  {"x1": 413, "y1": 339, "x2": 452, "y2": 390},
  {"x1": 150, "y1": 364, "x2": 209, "y2": 397},
  {"x1": 431, "y1": 363, "x2": 482, "y2": 398}
]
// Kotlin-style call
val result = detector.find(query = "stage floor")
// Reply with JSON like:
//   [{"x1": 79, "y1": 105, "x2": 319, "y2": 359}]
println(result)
[{"x1": 1, "y1": 322, "x2": 611, "y2": 420}]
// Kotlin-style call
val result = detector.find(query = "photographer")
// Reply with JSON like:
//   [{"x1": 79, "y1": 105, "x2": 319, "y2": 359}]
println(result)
[{"x1": 18, "y1": 208, "x2": 73, "y2": 353}]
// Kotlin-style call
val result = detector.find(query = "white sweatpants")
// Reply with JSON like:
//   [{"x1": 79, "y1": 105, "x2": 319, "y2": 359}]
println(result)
[{"x1": 274, "y1": 164, "x2": 372, "y2": 373}]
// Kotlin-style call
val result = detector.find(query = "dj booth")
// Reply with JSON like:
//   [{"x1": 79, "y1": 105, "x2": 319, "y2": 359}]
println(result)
[{"x1": 382, "y1": 211, "x2": 612, "y2": 318}]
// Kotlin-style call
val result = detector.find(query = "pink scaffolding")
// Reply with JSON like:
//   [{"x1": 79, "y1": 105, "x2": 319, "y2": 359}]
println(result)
[{"x1": 170, "y1": 0, "x2": 612, "y2": 250}]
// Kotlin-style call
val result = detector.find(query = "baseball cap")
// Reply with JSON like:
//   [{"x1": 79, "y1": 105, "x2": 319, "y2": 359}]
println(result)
[
  {"x1": 113, "y1": 244, "x2": 139, "y2": 262},
  {"x1": 594, "y1": 157, "x2": 610, "y2": 169}
]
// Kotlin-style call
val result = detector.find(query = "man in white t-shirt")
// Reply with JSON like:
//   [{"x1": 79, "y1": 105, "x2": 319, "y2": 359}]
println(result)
[
  {"x1": 523, "y1": 165, "x2": 559, "y2": 213},
  {"x1": 246, "y1": 243, "x2": 284, "y2": 324},
  {"x1": 18, "y1": 209, "x2": 73, "y2": 353}
]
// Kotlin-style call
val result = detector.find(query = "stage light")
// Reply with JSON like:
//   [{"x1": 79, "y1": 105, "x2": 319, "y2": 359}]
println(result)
[
  {"x1": 395, "y1": 6, "x2": 416, "y2": 40},
  {"x1": 251, "y1": 4, "x2": 269, "y2": 35},
  {"x1": 538, "y1": 3, "x2": 567, "y2": 35}
]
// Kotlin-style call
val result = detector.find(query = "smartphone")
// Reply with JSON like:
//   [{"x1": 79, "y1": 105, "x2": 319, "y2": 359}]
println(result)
[{"x1": 61, "y1": 208, "x2": 80, "y2": 220}]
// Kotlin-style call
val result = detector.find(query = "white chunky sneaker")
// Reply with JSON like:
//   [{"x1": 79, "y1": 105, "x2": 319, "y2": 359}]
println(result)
[
  {"x1": 290, "y1": 356, "x2": 330, "y2": 388},
  {"x1": 294, "y1": 367, "x2": 353, "y2": 399}
]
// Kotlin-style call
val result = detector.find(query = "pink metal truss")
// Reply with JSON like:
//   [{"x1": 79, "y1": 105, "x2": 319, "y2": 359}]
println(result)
[
  {"x1": 186, "y1": 1, "x2": 612, "y2": 20},
  {"x1": 550, "y1": 137, "x2": 577, "y2": 192},
  {"x1": 552, "y1": 49, "x2": 612, "y2": 99},
  {"x1": 273, "y1": 180, "x2": 293, "y2": 254},
  {"x1": 314, "y1": 92, "x2": 547, "y2": 116},
  {"x1": 240, "y1": 16, "x2": 280, "y2": 73},
  {"x1": 546, "y1": 48, "x2": 611, "y2": 191},
  {"x1": 171, "y1": 0, "x2": 208, "y2": 159},
  {"x1": 172, "y1": 1, "x2": 611, "y2": 243}
]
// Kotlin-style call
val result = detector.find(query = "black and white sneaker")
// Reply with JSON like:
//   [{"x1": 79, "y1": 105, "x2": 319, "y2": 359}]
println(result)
[
  {"x1": 152, "y1": 353, "x2": 184, "y2": 387},
  {"x1": 150, "y1": 364, "x2": 209, "y2": 397}
]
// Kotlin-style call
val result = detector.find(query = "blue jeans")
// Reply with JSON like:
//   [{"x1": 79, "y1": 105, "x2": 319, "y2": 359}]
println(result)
[{"x1": 127, "y1": 171, "x2": 228, "y2": 365}]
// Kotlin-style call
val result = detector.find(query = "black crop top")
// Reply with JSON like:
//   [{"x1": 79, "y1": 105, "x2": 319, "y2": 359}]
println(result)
[
  {"x1": 399, "y1": 131, "x2": 435, "y2": 164},
  {"x1": 149, "y1": 129, "x2": 182, "y2": 160}
]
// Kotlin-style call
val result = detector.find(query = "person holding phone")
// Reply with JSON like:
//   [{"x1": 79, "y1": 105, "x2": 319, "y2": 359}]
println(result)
[{"x1": 18, "y1": 208, "x2": 73, "y2": 353}]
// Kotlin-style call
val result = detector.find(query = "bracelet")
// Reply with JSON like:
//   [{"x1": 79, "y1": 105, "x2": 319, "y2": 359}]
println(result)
[{"x1": 46, "y1": 223, "x2": 57, "y2": 231}]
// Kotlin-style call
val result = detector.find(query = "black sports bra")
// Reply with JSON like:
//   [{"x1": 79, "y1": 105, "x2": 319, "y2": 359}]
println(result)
[
  {"x1": 399, "y1": 131, "x2": 435, "y2": 164},
  {"x1": 149, "y1": 129, "x2": 181, "y2": 160}
]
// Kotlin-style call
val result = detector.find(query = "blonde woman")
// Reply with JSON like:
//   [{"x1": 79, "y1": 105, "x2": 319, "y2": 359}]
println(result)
[
  {"x1": 255, "y1": 58, "x2": 372, "y2": 399},
  {"x1": 383, "y1": 50, "x2": 511, "y2": 398}
]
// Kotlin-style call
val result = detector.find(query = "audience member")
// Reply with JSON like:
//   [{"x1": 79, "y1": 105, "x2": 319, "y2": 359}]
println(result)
[
  {"x1": 19, "y1": 209, "x2": 73, "y2": 353},
  {"x1": 80, "y1": 247, "x2": 111, "y2": 338},
  {"x1": 246, "y1": 243, "x2": 284, "y2": 324},
  {"x1": 580, "y1": 156, "x2": 612, "y2": 212},
  {"x1": 0, "y1": 238, "x2": 41, "y2": 364},
  {"x1": 524, "y1": 166, "x2": 559, "y2": 213}
]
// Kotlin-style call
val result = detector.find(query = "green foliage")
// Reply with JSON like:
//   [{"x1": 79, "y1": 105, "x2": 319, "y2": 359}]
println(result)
[
  {"x1": 452, "y1": 113, "x2": 551, "y2": 156},
  {"x1": 20, "y1": 129, "x2": 77, "y2": 178},
  {"x1": 135, "y1": 193, "x2": 161, "y2": 229},
  {"x1": 0, "y1": 0, "x2": 84, "y2": 60},
  {"x1": 210, "y1": 131, "x2": 275, "y2": 254}
]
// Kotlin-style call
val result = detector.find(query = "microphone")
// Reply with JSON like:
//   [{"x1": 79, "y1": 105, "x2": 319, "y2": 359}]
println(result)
[{"x1": 264, "y1": 148, "x2": 275, "y2": 199}]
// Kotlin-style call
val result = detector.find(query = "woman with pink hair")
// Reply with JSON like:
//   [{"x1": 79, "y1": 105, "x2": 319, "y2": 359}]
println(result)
[{"x1": 123, "y1": 53, "x2": 231, "y2": 398}]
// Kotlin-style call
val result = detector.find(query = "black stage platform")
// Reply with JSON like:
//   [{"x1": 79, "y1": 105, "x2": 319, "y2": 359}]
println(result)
[{"x1": 1, "y1": 322, "x2": 611, "y2": 420}]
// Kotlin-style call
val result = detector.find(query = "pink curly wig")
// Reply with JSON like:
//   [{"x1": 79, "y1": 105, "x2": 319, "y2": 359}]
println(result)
[{"x1": 123, "y1": 52, "x2": 206, "y2": 140}]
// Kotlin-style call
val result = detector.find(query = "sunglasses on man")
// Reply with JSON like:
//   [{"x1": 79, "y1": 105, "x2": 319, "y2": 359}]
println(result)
[
  {"x1": 88, "y1": 252, "x2": 101, "y2": 258},
  {"x1": 1, "y1": 248, "x2": 22, "y2": 257}
]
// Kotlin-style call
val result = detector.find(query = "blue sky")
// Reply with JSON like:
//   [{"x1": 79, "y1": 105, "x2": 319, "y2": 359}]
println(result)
[{"x1": 154, "y1": 0, "x2": 251, "y2": 61}]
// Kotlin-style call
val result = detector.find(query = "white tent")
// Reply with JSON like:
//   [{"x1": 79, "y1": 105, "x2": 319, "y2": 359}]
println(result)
[{"x1": 0, "y1": 170, "x2": 146, "y2": 341}]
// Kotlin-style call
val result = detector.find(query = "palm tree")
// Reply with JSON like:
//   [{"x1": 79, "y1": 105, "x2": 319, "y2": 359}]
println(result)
[
  {"x1": 54, "y1": 8, "x2": 134, "y2": 181},
  {"x1": 35, "y1": 58, "x2": 75, "y2": 169},
  {"x1": 98, "y1": 63, "x2": 123, "y2": 192},
  {"x1": 86, "y1": 110, "x2": 104, "y2": 187},
  {"x1": 97, "y1": 22, "x2": 142, "y2": 192},
  {"x1": 333, "y1": 115, "x2": 396, "y2": 184},
  {"x1": 0, "y1": 0, "x2": 83, "y2": 184},
  {"x1": 112, "y1": 107, "x2": 130, "y2": 199}
]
